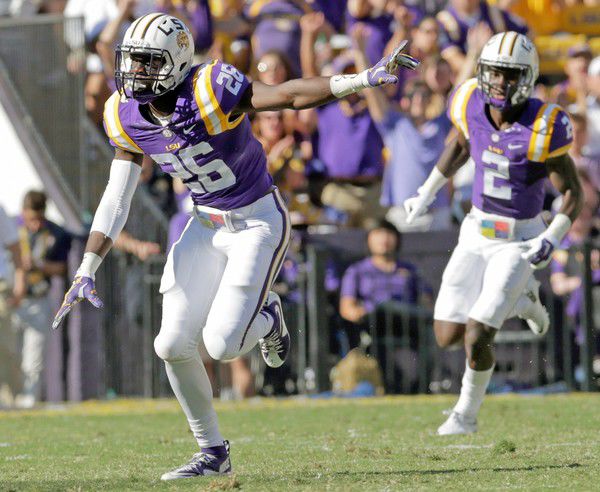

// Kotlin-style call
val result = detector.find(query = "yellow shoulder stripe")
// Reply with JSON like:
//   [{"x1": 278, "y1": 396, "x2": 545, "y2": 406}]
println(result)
[
  {"x1": 527, "y1": 103, "x2": 560, "y2": 162},
  {"x1": 193, "y1": 62, "x2": 244, "y2": 136},
  {"x1": 547, "y1": 143, "x2": 572, "y2": 159},
  {"x1": 103, "y1": 92, "x2": 142, "y2": 153},
  {"x1": 450, "y1": 78, "x2": 477, "y2": 139}
]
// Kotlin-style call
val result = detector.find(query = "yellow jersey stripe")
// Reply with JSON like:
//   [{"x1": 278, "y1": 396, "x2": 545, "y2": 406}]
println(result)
[
  {"x1": 193, "y1": 65, "x2": 218, "y2": 134},
  {"x1": 547, "y1": 142, "x2": 572, "y2": 159},
  {"x1": 112, "y1": 94, "x2": 143, "y2": 153},
  {"x1": 103, "y1": 93, "x2": 140, "y2": 153},
  {"x1": 450, "y1": 79, "x2": 477, "y2": 139},
  {"x1": 193, "y1": 61, "x2": 246, "y2": 135},
  {"x1": 203, "y1": 62, "x2": 228, "y2": 132},
  {"x1": 527, "y1": 103, "x2": 548, "y2": 161},
  {"x1": 528, "y1": 103, "x2": 559, "y2": 162},
  {"x1": 540, "y1": 106, "x2": 561, "y2": 161}
]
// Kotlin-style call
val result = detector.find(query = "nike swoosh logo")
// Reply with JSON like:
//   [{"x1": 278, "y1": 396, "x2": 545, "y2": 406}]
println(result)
[
  {"x1": 508, "y1": 144, "x2": 522, "y2": 150},
  {"x1": 183, "y1": 124, "x2": 196, "y2": 135}
]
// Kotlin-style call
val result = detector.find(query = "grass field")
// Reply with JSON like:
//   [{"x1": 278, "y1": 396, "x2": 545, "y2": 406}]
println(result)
[{"x1": 1, "y1": 394, "x2": 599, "y2": 491}]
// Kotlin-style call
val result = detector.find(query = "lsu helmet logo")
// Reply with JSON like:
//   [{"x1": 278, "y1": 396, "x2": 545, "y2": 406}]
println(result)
[{"x1": 177, "y1": 31, "x2": 189, "y2": 49}]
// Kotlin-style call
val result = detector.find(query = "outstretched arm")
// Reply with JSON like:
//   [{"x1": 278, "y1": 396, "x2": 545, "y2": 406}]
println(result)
[
  {"x1": 52, "y1": 148, "x2": 143, "y2": 329},
  {"x1": 352, "y1": 23, "x2": 389, "y2": 123},
  {"x1": 234, "y1": 42, "x2": 419, "y2": 113}
]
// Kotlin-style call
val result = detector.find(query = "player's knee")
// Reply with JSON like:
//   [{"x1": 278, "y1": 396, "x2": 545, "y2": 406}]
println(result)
[
  {"x1": 434, "y1": 320, "x2": 465, "y2": 349},
  {"x1": 464, "y1": 324, "x2": 494, "y2": 361},
  {"x1": 154, "y1": 333, "x2": 194, "y2": 362},
  {"x1": 203, "y1": 329, "x2": 239, "y2": 361}
]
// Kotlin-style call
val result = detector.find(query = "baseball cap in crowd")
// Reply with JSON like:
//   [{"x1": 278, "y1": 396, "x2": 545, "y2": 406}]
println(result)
[{"x1": 568, "y1": 44, "x2": 592, "y2": 59}]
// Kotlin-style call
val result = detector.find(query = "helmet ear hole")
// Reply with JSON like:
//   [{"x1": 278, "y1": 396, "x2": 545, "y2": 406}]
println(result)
[{"x1": 179, "y1": 62, "x2": 188, "y2": 72}]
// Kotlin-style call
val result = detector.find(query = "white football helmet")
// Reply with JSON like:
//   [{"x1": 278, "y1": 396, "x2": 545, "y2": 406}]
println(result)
[
  {"x1": 116, "y1": 13, "x2": 194, "y2": 103},
  {"x1": 477, "y1": 31, "x2": 539, "y2": 109}
]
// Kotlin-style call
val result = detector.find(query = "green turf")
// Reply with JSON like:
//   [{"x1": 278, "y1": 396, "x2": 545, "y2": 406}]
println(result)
[{"x1": 1, "y1": 395, "x2": 599, "y2": 491}]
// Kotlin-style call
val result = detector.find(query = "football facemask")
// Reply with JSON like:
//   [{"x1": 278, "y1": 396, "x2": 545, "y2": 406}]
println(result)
[
  {"x1": 477, "y1": 62, "x2": 533, "y2": 110},
  {"x1": 115, "y1": 46, "x2": 176, "y2": 103}
]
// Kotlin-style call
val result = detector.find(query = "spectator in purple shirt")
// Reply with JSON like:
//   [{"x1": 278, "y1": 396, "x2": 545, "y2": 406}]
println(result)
[
  {"x1": 340, "y1": 220, "x2": 424, "y2": 323},
  {"x1": 436, "y1": 0, "x2": 528, "y2": 75},
  {"x1": 156, "y1": 0, "x2": 214, "y2": 54},
  {"x1": 353, "y1": 29, "x2": 452, "y2": 231},
  {"x1": 301, "y1": 17, "x2": 385, "y2": 226},
  {"x1": 346, "y1": 0, "x2": 394, "y2": 65},
  {"x1": 247, "y1": 0, "x2": 310, "y2": 77}
]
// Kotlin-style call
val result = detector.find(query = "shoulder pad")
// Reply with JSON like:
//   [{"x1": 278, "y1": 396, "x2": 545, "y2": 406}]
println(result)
[
  {"x1": 448, "y1": 78, "x2": 478, "y2": 139},
  {"x1": 103, "y1": 92, "x2": 143, "y2": 154}
]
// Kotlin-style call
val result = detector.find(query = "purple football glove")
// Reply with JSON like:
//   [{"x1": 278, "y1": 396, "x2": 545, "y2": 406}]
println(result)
[
  {"x1": 366, "y1": 40, "x2": 420, "y2": 88},
  {"x1": 52, "y1": 276, "x2": 103, "y2": 330},
  {"x1": 520, "y1": 237, "x2": 556, "y2": 270}
]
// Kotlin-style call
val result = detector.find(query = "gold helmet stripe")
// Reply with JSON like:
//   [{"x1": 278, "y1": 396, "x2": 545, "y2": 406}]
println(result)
[
  {"x1": 137, "y1": 14, "x2": 165, "y2": 39},
  {"x1": 130, "y1": 13, "x2": 151, "y2": 39},
  {"x1": 508, "y1": 32, "x2": 519, "y2": 56},
  {"x1": 140, "y1": 13, "x2": 166, "y2": 39},
  {"x1": 498, "y1": 32, "x2": 508, "y2": 55}
]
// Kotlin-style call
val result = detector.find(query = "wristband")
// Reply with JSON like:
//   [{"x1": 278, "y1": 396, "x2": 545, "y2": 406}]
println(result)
[
  {"x1": 417, "y1": 167, "x2": 448, "y2": 200},
  {"x1": 76, "y1": 252, "x2": 103, "y2": 279},
  {"x1": 329, "y1": 71, "x2": 370, "y2": 98},
  {"x1": 543, "y1": 213, "x2": 571, "y2": 246}
]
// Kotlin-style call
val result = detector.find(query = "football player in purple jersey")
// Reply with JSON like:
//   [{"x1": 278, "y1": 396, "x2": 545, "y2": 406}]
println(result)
[
  {"x1": 404, "y1": 32, "x2": 583, "y2": 435},
  {"x1": 51, "y1": 13, "x2": 419, "y2": 480}
]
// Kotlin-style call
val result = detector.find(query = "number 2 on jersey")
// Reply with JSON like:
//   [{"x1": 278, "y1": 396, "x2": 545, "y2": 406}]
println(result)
[
  {"x1": 152, "y1": 142, "x2": 236, "y2": 195},
  {"x1": 482, "y1": 150, "x2": 511, "y2": 200}
]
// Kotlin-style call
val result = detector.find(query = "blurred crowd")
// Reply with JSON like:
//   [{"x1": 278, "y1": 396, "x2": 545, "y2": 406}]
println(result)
[{"x1": 0, "y1": 0, "x2": 599, "y2": 402}]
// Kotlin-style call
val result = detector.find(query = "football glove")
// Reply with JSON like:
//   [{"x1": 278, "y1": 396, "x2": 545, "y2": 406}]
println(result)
[
  {"x1": 52, "y1": 276, "x2": 103, "y2": 330},
  {"x1": 366, "y1": 40, "x2": 420, "y2": 88},
  {"x1": 520, "y1": 237, "x2": 557, "y2": 270}
]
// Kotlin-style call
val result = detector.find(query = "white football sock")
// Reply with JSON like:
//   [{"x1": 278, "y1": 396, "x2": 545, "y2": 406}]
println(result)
[
  {"x1": 238, "y1": 310, "x2": 273, "y2": 353},
  {"x1": 164, "y1": 353, "x2": 224, "y2": 448},
  {"x1": 453, "y1": 359, "x2": 495, "y2": 419},
  {"x1": 509, "y1": 275, "x2": 537, "y2": 318}
]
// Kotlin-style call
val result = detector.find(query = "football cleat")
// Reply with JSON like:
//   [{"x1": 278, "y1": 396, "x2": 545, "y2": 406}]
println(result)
[
  {"x1": 258, "y1": 292, "x2": 290, "y2": 368},
  {"x1": 160, "y1": 441, "x2": 231, "y2": 481},
  {"x1": 514, "y1": 278, "x2": 550, "y2": 336},
  {"x1": 437, "y1": 411, "x2": 477, "y2": 436}
]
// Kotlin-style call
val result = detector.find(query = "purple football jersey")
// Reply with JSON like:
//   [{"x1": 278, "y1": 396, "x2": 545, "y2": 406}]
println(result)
[
  {"x1": 448, "y1": 78, "x2": 573, "y2": 219},
  {"x1": 103, "y1": 61, "x2": 272, "y2": 210},
  {"x1": 437, "y1": 1, "x2": 528, "y2": 56}
]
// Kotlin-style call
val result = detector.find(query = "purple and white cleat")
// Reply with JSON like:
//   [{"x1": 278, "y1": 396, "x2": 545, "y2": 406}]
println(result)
[
  {"x1": 259, "y1": 292, "x2": 290, "y2": 368},
  {"x1": 160, "y1": 441, "x2": 232, "y2": 481}
]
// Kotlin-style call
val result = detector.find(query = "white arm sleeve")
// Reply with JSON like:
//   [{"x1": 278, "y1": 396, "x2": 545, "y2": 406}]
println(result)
[{"x1": 90, "y1": 159, "x2": 141, "y2": 241}]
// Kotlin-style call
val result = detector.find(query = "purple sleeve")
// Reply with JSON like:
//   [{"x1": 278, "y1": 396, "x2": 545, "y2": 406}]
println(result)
[
  {"x1": 436, "y1": 11, "x2": 465, "y2": 54},
  {"x1": 548, "y1": 109, "x2": 574, "y2": 158},
  {"x1": 376, "y1": 110, "x2": 403, "y2": 139},
  {"x1": 190, "y1": 0, "x2": 213, "y2": 52},
  {"x1": 340, "y1": 264, "x2": 359, "y2": 299},
  {"x1": 210, "y1": 60, "x2": 251, "y2": 115}
]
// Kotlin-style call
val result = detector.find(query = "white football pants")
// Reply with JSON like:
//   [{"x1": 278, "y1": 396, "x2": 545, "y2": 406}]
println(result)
[
  {"x1": 434, "y1": 207, "x2": 546, "y2": 329},
  {"x1": 154, "y1": 188, "x2": 290, "y2": 447}
]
